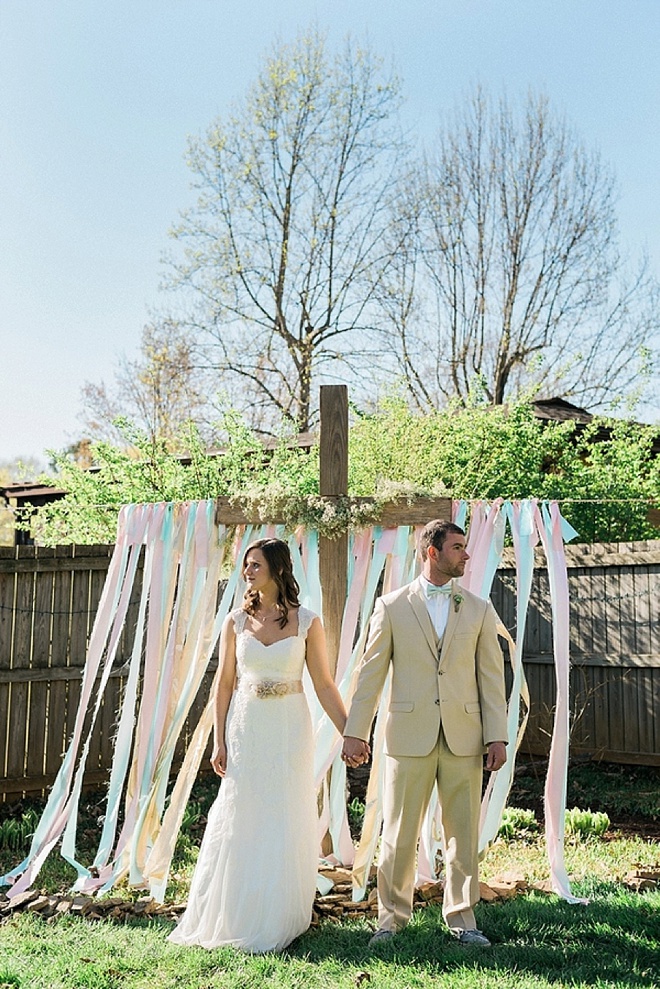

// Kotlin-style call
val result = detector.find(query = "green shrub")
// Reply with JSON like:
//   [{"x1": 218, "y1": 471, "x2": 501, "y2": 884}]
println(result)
[
  {"x1": 564, "y1": 807, "x2": 610, "y2": 839},
  {"x1": 0, "y1": 808, "x2": 40, "y2": 853},
  {"x1": 347, "y1": 797, "x2": 365, "y2": 835},
  {"x1": 497, "y1": 806, "x2": 539, "y2": 840},
  {"x1": 19, "y1": 396, "x2": 660, "y2": 545}
]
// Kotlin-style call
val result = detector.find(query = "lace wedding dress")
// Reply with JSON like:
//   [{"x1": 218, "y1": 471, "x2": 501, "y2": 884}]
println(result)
[{"x1": 169, "y1": 606, "x2": 318, "y2": 953}]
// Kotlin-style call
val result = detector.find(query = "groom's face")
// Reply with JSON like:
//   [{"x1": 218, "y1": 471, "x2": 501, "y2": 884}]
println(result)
[{"x1": 428, "y1": 533, "x2": 469, "y2": 582}]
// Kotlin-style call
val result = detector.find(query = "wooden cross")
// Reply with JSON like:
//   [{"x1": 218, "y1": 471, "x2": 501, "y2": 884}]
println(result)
[{"x1": 215, "y1": 386, "x2": 451, "y2": 672}]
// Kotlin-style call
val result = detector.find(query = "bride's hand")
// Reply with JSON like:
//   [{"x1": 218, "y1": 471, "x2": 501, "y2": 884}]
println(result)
[{"x1": 211, "y1": 741, "x2": 227, "y2": 777}]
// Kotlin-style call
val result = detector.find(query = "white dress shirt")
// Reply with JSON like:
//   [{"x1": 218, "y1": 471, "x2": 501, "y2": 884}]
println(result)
[{"x1": 420, "y1": 574, "x2": 452, "y2": 640}]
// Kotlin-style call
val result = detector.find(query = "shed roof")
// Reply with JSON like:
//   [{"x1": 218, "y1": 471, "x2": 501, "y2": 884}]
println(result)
[
  {"x1": 532, "y1": 397, "x2": 660, "y2": 455},
  {"x1": 0, "y1": 483, "x2": 67, "y2": 505}
]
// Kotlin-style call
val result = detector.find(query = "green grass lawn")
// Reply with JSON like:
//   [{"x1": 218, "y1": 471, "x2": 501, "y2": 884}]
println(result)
[
  {"x1": 2, "y1": 882, "x2": 659, "y2": 989},
  {"x1": 1, "y1": 760, "x2": 659, "y2": 989}
]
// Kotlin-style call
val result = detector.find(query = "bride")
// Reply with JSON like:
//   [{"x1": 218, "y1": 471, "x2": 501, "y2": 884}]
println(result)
[{"x1": 168, "y1": 537, "x2": 348, "y2": 953}]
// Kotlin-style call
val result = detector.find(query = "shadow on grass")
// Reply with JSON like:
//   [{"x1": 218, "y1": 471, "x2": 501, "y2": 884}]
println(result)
[{"x1": 285, "y1": 885, "x2": 660, "y2": 988}]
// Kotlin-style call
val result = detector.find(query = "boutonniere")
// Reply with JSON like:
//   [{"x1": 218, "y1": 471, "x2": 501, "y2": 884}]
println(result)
[{"x1": 453, "y1": 593, "x2": 463, "y2": 613}]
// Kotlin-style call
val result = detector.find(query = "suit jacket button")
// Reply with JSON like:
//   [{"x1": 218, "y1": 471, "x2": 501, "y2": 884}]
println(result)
[{"x1": 435, "y1": 699, "x2": 440, "y2": 705}]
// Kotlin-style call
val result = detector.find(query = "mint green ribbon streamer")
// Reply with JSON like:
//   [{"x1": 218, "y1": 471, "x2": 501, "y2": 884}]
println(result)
[
  {"x1": 128, "y1": 502, "x2": 198, "y2": 885},
  {"x1": 90, "y1": 524, "x2": 156, "y2": 876},
  {"x1": 60, "y1": 539, "x2": 144, "y2": 881},
  {"x1": 127, "y1": 509, "x2": 243, "y2": 894},
  {"x1": 479, "y1": 500, "x2": 535, "y2": 852}
]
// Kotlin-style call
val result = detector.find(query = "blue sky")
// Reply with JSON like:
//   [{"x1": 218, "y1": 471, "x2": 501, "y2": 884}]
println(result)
[{"x1": 1, "y1": 0, "x2": 659, "y2": 465}]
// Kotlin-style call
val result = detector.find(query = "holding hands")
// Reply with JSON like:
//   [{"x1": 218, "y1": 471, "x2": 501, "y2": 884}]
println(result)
[{"x1": 342, "y1": 735, "x2": 371, "y2": 767}]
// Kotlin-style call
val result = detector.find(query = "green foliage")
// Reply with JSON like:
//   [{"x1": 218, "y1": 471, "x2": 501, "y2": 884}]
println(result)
[
  {"x1": 0, "y1": 808, "x2": 40, "y2": 854},
  {"x1": 539, "y1": 415, "x2": 660, "y2": 542},
  {"x1": 348, "y1": 394, "x2": 568, "y2": 498},
  {"x1": 564, "y1": 807, "x2": 611, "y2": 839},
  {"x1": 347, "y1": 797, "x2": 365, "y2": 836},
  {"x1": 18, "y1": 416, "x2": 319, "y2": 546},
  {"x1": 494, "y1": 798, "x2": 613, "y2": 843},
  {"x1": 349, "y1": 394, "x2": 659, "y2": 543},
  {"x1": 497, "y1": 807, "x2": 539, "y2": 841},
  {"x1": 0, "y1": 457, "x2": 42, "y2": 547},
  {"x1": 17, "y1": 397, "x2": 659, "y2": 546},
  {"x1": 180, "y1": 800, "x2": 202, "y2": 834}
]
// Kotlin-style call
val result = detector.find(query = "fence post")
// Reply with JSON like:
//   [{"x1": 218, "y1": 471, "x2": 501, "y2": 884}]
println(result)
[{"x1": 318, "y1": 385, "x2": 348, "y2": 676}]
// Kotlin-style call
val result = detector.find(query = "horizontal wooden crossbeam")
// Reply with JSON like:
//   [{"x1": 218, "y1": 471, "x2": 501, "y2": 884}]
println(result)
[{"x1": 214, "y1": 495, "x2": 452, "y2": 528}]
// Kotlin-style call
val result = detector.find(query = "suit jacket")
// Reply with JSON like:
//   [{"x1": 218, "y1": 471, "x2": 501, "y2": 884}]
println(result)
[{"x1": 344, "y1": 576, "x2": 508, "y2": 758}]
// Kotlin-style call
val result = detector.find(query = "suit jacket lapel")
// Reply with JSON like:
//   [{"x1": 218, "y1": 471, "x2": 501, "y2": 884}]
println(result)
[
  {"x1": 438, "y1": 579, "x2": 461, "y2": 669},
  {"x1": 407, "y1": 577, "x2": 439, "y2": 656}
]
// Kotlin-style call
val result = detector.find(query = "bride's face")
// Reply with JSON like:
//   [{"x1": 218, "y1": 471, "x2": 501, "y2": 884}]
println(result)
[{"x1": 243, "y1": 548, "x2": 274, "y2": 595}]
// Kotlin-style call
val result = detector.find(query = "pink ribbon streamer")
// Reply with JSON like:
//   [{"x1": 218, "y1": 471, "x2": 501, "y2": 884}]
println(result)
[{"x1": 535, "y1": 502, "x2": 588, "y2": 904}]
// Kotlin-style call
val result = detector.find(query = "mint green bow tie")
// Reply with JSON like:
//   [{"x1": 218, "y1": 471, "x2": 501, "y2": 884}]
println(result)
[{"x1": 426, "y1": 583, "x2": 452, "y2": 596}]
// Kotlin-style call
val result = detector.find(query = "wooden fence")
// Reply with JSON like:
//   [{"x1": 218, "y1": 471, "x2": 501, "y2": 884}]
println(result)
[
  {"x1": 0, "y1": 545, "x2": 135, "y2": 797},
  {"x1": 1, "y1": 537, "x2": 659, "y2": 799},
  {"x1": 491, "y1": 539, "x2": 660, "y2": 765}
]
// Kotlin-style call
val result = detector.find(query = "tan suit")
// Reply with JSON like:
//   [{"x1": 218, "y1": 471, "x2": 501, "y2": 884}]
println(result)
[{"x1": 345, "y1": 576, "x2": 508, "y2": 932}]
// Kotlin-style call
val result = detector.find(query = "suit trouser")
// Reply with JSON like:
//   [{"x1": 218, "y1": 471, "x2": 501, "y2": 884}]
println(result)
[{"x1": 378, "y1": 727, "x2": 483, "y2": 933}]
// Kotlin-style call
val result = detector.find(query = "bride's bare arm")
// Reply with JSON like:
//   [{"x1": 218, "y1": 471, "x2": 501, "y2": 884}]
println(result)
[
  {"x1": 305, "y1": 617, "x2": 347, "y2": 735},
  {"x1": 211, "y1": 614, "x2": 237, "y2": 776}
]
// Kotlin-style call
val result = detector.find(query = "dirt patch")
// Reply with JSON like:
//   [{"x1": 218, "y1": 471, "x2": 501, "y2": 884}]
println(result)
[{"x1": 603, "y1": 818, "x2": 660, "y2": 841}]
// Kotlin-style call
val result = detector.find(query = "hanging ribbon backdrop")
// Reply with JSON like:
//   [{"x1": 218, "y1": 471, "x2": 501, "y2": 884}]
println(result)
[{"x1": 2, "y1": 498, "x2": 582, "y2": 905}]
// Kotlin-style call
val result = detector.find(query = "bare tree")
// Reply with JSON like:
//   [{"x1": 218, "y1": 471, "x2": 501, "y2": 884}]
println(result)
[
  {"x1": 381, "y1": 89, "x2": 658, "y2": 411},
  {"x1": 81, "y1": 320, "x2": 215, "y2": 449},
  {"x1": 164, "y1": 30, "x2": 404, "y2": 432}
]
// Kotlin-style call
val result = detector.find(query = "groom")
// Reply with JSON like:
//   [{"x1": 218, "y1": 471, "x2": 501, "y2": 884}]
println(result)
[{"x1": 342, "y1": 519, "x2": 508, "y2": 947}]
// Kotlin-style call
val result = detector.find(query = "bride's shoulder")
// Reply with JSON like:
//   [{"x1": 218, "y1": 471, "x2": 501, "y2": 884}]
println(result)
[
  {"x1": 297, "y1": 605, "x2": 319, "y2": 637},
  {"x1": 227, "y1": 607, "x2": 248, "y2": 634}
]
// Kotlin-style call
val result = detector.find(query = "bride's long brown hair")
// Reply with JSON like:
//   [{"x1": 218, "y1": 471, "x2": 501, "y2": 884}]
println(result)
[{"x1": 241, "y1": 538, "x2": 301, "y2": 629}]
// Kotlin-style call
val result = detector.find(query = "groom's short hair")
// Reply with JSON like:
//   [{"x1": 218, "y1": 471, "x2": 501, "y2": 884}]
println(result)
[{"x1": 419, "y1": 520, "x2": 465, "y2": 560}]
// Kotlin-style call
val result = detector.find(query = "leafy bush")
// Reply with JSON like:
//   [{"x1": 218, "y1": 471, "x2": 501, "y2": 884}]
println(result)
[
  {"x1": 349, "y1": 395, "x2": 659, "y2": 543},
  {"x1": 497, "y1": 806, "x2": 540, "y2": 841},
  {"x1": 18, "y1": 396, "x2": 659, "y2": 545},
  {"x1": 347, "y1": 797, "x2": 366, "y2": 836},
  {"x1": 564, "y1": 807, "x2": 610, "y2": 839},
  {"x1": 0, "y1": 808, "x2": 40, "y2": 854},
  {"x1": 19, "y1": 415, "x2": 318, "y2": 545}
]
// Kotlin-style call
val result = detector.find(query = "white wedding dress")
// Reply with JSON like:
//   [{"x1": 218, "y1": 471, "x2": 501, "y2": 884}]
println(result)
[{"x1": 169, "y1": 606, "x2": 318, "y2": 953}]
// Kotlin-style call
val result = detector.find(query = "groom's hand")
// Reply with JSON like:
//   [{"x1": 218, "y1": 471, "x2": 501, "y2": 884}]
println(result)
[
  {"x1": 485, "y1": 741, "x2": 507, "y2": 772},
  {"x1": 342, "y1": 736, "x2": 371, "y2": 767}
]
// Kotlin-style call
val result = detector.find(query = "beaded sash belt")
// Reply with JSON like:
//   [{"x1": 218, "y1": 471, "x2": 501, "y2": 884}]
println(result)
[{"x1": 238, "y1": 678, "x2": 304, "y2": 699}]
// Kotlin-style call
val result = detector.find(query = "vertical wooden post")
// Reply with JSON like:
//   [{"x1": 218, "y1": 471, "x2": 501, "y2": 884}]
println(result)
[{"x1": 318, "y1": 385, "x2": 348, "y2": 676}]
